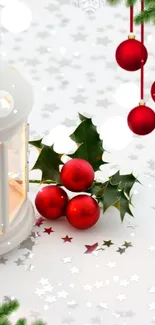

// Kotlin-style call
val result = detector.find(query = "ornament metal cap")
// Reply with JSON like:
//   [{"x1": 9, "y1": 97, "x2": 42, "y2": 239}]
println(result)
[
  {"x1": 139, "y1": 100, "x2": 145, "y2": 106},
  {"x1": 128, "y1": 33, "x2": 135, "y2": 39}
]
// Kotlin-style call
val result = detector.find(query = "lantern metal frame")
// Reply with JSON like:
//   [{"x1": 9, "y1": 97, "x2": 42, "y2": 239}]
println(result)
[{"x1": 0, "y1": 61, "x2": 35, "y2": 255}]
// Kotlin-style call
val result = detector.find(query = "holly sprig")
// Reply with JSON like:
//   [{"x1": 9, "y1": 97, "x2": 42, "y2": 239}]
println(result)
[{"x1": 29, "y1": 114, "x2": 140, "y2": 222}]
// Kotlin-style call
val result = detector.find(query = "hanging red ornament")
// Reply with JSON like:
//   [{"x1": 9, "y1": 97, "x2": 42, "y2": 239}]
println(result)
[
  {"x1": 127, "y1": 103, "x2": 155, "y2": 135},
  {"x1": 66, "y1": 194, "x2": 100, "y2": 229},
  {"x1": 127, "y1": 1, "x2": 155, "y2": 136},
  {"x1": 115, "y1": 38, "x2": 148, "y2": 71},
  {"x1": 35, "y1": 185, "x2": 69, "y2": 219},
  {"x1": 60, "y1": 158, "x2": 94, "y2": 192},
  {"x1": 151, "y1": 81, "x2": 155, "y2": 102}
]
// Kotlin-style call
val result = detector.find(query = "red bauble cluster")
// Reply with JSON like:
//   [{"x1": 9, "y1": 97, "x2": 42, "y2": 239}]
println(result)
[
  {"x1": 115, "y1": 38, "x2": 148, "y2": 72},
  {"x1": 66, "y1": 194, "x2": 100, "y2": 229},
  {"x1": 60, "y1": 158, "x2": 94, "y2": 192},
  {"x1": 151, "y1": 81, "x2": 155, "y2": 102},
  {"x1": 127, "y1": 104, "x2": 155, "y2": 136},
  {"x1": 35, "y1": 185, "x2": 69, "y2": 220},
  {"x1": 35, "y1": 158, "x2": 100, "y2": 229}
]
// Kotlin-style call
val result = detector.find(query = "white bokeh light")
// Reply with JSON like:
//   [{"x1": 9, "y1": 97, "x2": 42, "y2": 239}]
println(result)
[
  {"x1": 1, "y1": 1, "x2": 32, "y2": 33},
  {"x1": 0, "y1": 90, "x2": 14, "y2": 117},
  {"x1": 43, "y1": 125, "x2": 77, "y2": 154},
  {"x1": 114, "y1": 82, "x2": 139, "y2": 109},
  {"x1": 100, "y1": 116, "x2": 133, "y2": 151}
]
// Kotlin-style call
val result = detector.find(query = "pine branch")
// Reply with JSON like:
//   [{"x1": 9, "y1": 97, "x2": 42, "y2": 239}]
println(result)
[
  {"x1": 0, "y1": 318, "x2": 11, "y2": 325},
  {"x1": 144, "y1": 0, "x2": 155, "y2": 6},
  {"x1": 126, "y1": 0, "x2": 137, "y2": 6},
  {"x1": 134, "y1": 7, "x2": 155, "y2": 24},
  {"x1": 0, "y1": 301, "x2": 19, "y2": 317},
  {"x1": 15, "y1": 319, "x2": 27, "y2": 325}
]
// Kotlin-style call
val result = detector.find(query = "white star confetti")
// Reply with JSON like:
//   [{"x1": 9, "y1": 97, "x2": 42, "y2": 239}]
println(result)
[
  {"x1": 116, "y1": 294, "x2": 127, "y2": 301},
  {"x1": 94, "y1": 281, "x2": 103, "y2": 288},
  {"x1": 45, "y1": 296, "x2": 56, "y2": 303},
  {"x1": 44, "y1": 285, "x2": 53, "y2": 292},
  {"x1": 106, "y1": 262, "x2": 116, "y2": 268},
  {"x1": 24, "y1": 264, "x2": 35, "y2": 271},
  {"x1": 70, "y1": 266, "x2": 79, "y2": 273},
  {"x1": 97, "y1": 302, "x2": 108, "y2": 310},
  {"x1": 62, "y1": 257, "x2": 72, "y2": 263},
  {"x1": 83, "y1": 284, "x2": 93, "y2": 291},
  {"x1": 130, "y1": 274, "x2": 140, "y2": 282},
  {"x1": 120, "y1": 280, "x2": 129, "y2": 287},
  {"x1": 67, "y1": 300, "x2": 77, "y2": 307},
  {"x1": 35, "y1": 288, "x2": 45, "y2": 297},
  {"x1": 112, "y1": 311, "x2": 121, "y2": 318},
  {"x1": 57, "y1": 290, "x2": 68, "y2": 298}
]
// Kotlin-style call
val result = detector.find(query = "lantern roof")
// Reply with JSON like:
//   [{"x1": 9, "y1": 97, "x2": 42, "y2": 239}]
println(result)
[{"x1": 0, "y1": 60, "x2": 33, "y2": 140}]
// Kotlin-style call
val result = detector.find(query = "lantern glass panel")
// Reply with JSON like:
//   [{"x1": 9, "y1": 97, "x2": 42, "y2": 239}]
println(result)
[{"x1": 8, "y1": 123, "x2": 27, "y2": 222}]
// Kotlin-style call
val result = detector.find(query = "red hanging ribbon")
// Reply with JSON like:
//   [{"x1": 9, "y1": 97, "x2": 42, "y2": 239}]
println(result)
[
  {"x1": 140, "y1": 0, "x2": 144, "y2": 101},
  {"x1": 130, "y1": 6, "x2": 134, "y2": 33}
]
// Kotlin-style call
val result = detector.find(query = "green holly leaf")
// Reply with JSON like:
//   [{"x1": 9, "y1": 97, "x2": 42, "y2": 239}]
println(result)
[
  {"x1": 102, "y1": 182, "x2": 133, "y2": 222},
  {"x1": 103, "y1": 183, "x2": 121, "y2": 211},
  {"x1": 69, "y1": 114, "x2": 106, "y2": 171},
  {"x1": 110, "y1": 171, "x2": 140, "y2": 197},
  {"x1": 86, "y1": 181, "x2": 108, "y2": 199},
  {"x1": 119, "y1": 192, "x2": 133, "y2": 222},
  {"x1": 31, "y1": 145, "x2": 63, "y2": 183},
  {"x1": 29, "y1": 138, "x2": 43, "y2": 150}
]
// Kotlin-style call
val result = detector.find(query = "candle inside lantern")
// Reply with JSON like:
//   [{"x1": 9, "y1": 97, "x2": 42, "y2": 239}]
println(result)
[{"x1": 8, "y1": 123, "x2": 26, "y2": 222}]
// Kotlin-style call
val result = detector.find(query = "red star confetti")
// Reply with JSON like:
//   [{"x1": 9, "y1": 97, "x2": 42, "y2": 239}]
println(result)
[
  {"x1": 44, "y1": 227, "x2": 54, "y2": 235},
  {"x1": 62, "y1": 235, "x2": 73, "y2": 243},
  {"x1": 84, "y1": 243, "x2": 98, "y2": 254},
  {"x1": 35, "y1": 217, "x2": 45, "y2": 227}
]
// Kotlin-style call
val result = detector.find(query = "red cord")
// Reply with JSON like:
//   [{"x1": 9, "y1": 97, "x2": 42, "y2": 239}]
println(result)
[
  {"x1": 140, "y1": 0, "x2": 144, "y2": 101},
  {"x1": 130, "y1": 6, "x2": 134, "y2": 32}
]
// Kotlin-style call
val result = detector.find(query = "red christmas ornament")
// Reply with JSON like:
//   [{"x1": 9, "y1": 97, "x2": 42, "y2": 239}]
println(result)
[
  {"x1": 127, "y1": 104, "x2": 155, "y2": 135},
  {"x1": 35, "y1": 185, "x2": 69, "y2": 219},
  {"x1": 66, "y1": 194, "x2": 100, "y2": 229},
  {"x1": 115, "y1": 38, "x2": 148, "y2": 71},
  {"x1": 151, "y1": 81, "x2": 155, "y2": 102},
  {"x1": 60, "y1": 158, "x2": 94, "y2": 192}
]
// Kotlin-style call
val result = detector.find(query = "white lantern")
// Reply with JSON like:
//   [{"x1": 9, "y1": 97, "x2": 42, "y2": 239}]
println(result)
[{"x1": 0, "y1": 61, "x2": 35, "y2": 255}]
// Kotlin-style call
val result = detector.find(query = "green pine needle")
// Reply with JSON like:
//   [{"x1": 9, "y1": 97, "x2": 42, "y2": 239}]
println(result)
[
  {"x1": 144, "y1": 0, "x2": 155, "y2": 6},
  {"x1": 0, "y1": 318, "x2": 11, "y2": 325},
  {"x1": 126, "y1": 0, "x2": 137, "y2": 7},
  {"x1": 134, "y1": 8, "x2": 155, "y2": 24},
  {"x1": 0, "y1": 300, "x2": 19, "y2": 317}
]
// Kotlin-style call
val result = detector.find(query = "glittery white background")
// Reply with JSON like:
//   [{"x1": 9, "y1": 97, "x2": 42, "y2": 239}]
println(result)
[{"x1": 0, "y1": 0, "x2": 155, "y2": 324}]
